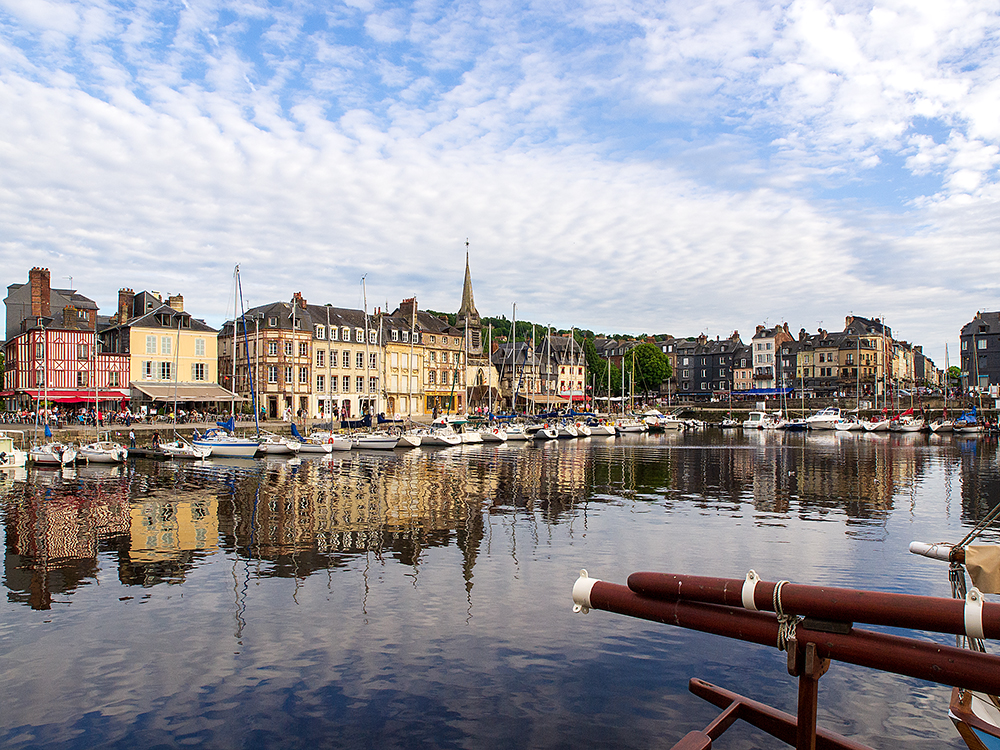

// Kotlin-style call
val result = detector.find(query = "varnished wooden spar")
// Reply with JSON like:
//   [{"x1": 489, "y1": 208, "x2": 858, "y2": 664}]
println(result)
[
  {"x1": 625, "y1": 571, "x2": 1000, "y2": 639},
  {"x1": 581, "y1": 579, "x2": 1000, "y2": 696}
]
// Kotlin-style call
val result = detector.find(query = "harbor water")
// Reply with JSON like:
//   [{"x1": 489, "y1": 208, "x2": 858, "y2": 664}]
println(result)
[{"x1": 3, "y1": 430, "x2": 999, "y2": 749}]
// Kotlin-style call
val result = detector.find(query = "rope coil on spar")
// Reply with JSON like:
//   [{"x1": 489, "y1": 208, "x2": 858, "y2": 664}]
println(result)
[{"x1": 772, "y1": 579, "x2": 799, "y2": 651}]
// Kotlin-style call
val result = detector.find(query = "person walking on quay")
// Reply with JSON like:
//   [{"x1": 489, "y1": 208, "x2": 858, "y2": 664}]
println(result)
[{"x1": 129, "y1": 428, "x2": 136, "y2": 449}]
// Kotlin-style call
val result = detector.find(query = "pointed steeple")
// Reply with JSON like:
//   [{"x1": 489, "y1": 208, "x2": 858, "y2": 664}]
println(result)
[
  {"x1": 457, "y1": 242, "x2": 482, "y2": 355},
  {"x1": 458, "y1": 248, "x2": 479, "y2": 320}
]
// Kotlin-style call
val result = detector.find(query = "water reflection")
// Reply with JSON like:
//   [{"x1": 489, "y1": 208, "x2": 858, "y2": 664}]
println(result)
[{"x1": 4, "y1": 434, "x2": 999, "y2": 606}]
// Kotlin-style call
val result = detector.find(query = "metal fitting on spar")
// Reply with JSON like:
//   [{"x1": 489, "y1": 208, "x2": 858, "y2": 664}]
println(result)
[{"x1": 573, "y1": 569, "x2": 600, "y2": 613}]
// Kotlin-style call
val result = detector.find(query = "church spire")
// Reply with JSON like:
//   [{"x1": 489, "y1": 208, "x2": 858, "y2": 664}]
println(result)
[{"x1": 458, "y1": 241, "x2": 479, "y2": 320}]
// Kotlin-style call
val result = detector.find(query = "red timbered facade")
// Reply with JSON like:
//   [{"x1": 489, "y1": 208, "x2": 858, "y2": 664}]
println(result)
[{"x1": 3, "y1": 327, "x2": 130, "y2": 407}]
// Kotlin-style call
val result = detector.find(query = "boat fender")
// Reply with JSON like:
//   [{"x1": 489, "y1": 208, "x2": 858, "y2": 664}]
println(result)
[
  {"x1": 965, "y1": 587, "x2": 985, "y2": 640},
  {"x1": 572, "y1": 569, "x2": 600, "y2": 614},
  {"x1": 742, "y1": 570, "x2": 760, "y2": 611}
]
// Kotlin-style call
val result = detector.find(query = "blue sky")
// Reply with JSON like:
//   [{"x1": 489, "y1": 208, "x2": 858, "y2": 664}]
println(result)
[{"x1": 2, "y1": 0, "x2": 999, "y2": 366}]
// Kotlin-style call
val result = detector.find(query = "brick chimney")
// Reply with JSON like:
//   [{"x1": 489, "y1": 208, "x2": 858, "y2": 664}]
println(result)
[
  {"x1": 168, "y1": 294, "x2": 184, "y2": 312},
  {"x1": 63, "y1": 305, "x2": 78, "y2": 328},
  {"x1": 399, "y1": 297, "x2": 417, "y2": 323},
  {"x1": 292, "y1": 292, "x2": 307, "y2": 310},
  {"x1": 756, "y1": 324, "x2": 765, "y2": 335},
  {"x1": 118, "y1": 288, "x2": 134, "y2": 322},
  {"x1": 29, "y1": 267, "x2": 51, "y2": 318},
  {"x1": 845, "y1": 315, "x2": 854, "y2": 329}
]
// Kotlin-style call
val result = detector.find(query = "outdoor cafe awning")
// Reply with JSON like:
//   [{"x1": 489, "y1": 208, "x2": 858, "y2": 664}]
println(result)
[
  {"x1": 19, "y1": 389, "x2": 130, "y2": 403},
  {"x1": 519, "y1": 394, "x2": 570, "y2": 405},
  {"x1": 131, "y1": 382, "x2": 242, "y2": 403}
]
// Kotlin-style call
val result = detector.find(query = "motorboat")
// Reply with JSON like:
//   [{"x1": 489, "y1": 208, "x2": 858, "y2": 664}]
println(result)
[
  {"x1": 350, "y1": 433, "x2": 399, "y2": 450},
  {"x1": 615, "y1": 419, "x2": 646, "y2": 434},
  {"x1": 805, "y1": 407, "x2": 842, "y2": 430},
  {"x1": 160, "y1": 439, "x2": 211, "y2": 460},
  {"x1": 192, "y1": 428, "x2": 260, "y2": 458},
  {"x1": 775, "y1": 418, "x2": 808, "y2": 431},
  {"x1": 78, "y1": 440, "x2": 128, "y2": 463},
  {"x1": 742, "y1": 412, "x2": 767, "y2": 429},
  {"x1": 0, "y1": 431, "x2": 28, "y2": 468},
  {"x1": 719, "y1": 418, "x2": 740, "y2": 428},
  {"x1": 29, "y1": 442, "x2": 77, "y2": 466}
]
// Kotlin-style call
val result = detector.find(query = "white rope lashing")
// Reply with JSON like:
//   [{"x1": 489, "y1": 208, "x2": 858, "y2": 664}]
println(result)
[{"x1": 773, "y1": 579, "x2": 800, "y2": 651}]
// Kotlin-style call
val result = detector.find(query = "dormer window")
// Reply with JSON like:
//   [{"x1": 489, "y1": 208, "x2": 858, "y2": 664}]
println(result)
[
  {"x1": 342, "y1": 327, "x2": 350, "y2": 341},
  {"x1": 315, "y1": 325, "x2": 325, "y2": 339},
  {"x1": 329, "y1": 327, "x2": 338, "y2": 341},
  {"x1": 391, "y1": 329, "x2": 399, "y2": 341},
  {"x1": 355, "y1": 329, "x2": 363, "y2": 343},
  {"x1": 268, "y1": 317, "x2": 277, "y2": 327}
]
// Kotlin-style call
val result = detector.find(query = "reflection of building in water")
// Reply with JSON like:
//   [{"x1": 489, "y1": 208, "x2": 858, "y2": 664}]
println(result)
[
  {"x1": 956, "y1": 439, "x2": 1000, "y2": 526},
  {"x1": 3, "y1": 478, "x2": 130, "y2": 610},
  {"x1": 119, "y1": 491, "x2": 219, "y2": 586},
  {"x1": 217, "y1": 446, "x2": 596, "y2": 578}
]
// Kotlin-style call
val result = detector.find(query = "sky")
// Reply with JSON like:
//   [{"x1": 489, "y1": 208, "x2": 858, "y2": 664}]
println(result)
[{"x1": 1, "y1": 0, "x2": 999, "y2": 367}]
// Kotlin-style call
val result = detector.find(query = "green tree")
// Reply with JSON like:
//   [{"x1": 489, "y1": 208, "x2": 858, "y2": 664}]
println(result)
[
  {"x1": 947, "y1": 366, "x2": 961, "y2": 387},
  {"x1": 624, "y1": 343, "x2": 672, "y2": 396}
]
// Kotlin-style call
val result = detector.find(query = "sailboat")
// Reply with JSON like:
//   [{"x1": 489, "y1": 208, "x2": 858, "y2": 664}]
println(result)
[
  {"x1": 159, "y1": 316, "x2": 210, "y2": 459},
  {"x1": 78, "y1": 314, "x2": 127, "y2": 463},
  {"x1": 193, "y1": 267, "x2": 260, "y2": 458}
]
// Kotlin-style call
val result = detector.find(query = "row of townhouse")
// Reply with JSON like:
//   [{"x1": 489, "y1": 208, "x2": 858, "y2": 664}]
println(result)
[
  {"x1": 3, "y1": 269, "x2": 231, "y2": 413},
  {"x1": 490, "y1": 334, "x2": 587, "y2": 411},
  {"x1": 607, "y1": 316, "x2": 942, "y2": 403}
]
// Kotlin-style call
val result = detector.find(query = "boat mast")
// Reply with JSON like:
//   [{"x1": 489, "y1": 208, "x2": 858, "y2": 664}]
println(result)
[
  {"x1": 231, "y1": 266, "x2": 238, "y2": 421},
  {"x1": 93, "y1": 302, "x2": 99, "y2": 430},
  {"x1": 172, "y1": 314, "x2": 181, "y2": 438},
  {"x1": 326, "y1": 304, "x2": 332, "y2": 423},
  {"x1": 488, "y1": 321, "x2": 493, "y2": 416},
  {"x1": 408, "y1": 297, "x2": 415, "y2": 418},
  {"x1": 510, "y1": 303, "x2": 517, "y2": 413},
  {"x1": 362, "y1": 275, "x2": 372, "y2": 420}
]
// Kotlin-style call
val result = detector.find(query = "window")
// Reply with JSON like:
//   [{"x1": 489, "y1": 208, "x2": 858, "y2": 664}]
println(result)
[
  {"x1": 268, "y1": 316, "x2": 277, "y2": 327},
  {"x1": 316, "y1": 374, "x2": 325, "y2": 391},
  {"x1": 962, "y1": 340, "x2": 969, "y2": 350},
  {"x1": 192, "y1": 363, "x2": 206, "y2": 381},
  {"x1": 452, "y1": 372, "x2": 459, "y2": 385},
  {"x1": 391, "y1": 329, "x2": 399, "y2": 341},
  {"x1": 159, "y1": 361, "x2": 172, "y2": 380},
  {"x1": 109, "y1": 372, "x2": 120, "y2": 387},
  {"x1": 429, "y1": 371, "x2": 437, "y2": 385},
  {"x1": 430, "y1": 335, "x2": 436, "y2": 344},
  {"x1": 284, "y1": 342, "x2": 293, "y2": 356},
  {"x1": 370, "y1": 377, "x2": 377, "y2": 392},
  {"x1": 978, "y1": 339, "x2": 987, "y2": 350},
  {"x1": 370, "y1": 353, "x2": 378, "y2": 369},
  {"x1": 356, "y1": 352, "x2": 364, "y2": 369},
  {"x1": 77, "y1": 343, "x2": 89, "y2": 360},
  {"x1": 355, "y1": 329, "x2": 363, "y2": 343},
  {"x1": 454, "y1": 352, "x2": 460, "y2": 365},
  {"x1": 329, "y1": 327, "x2": 338, "y2": 341},
  {"x1": 330, "y1": 375, "x2": 338, "y2": 392},
  {"x1": 299, "y1": 367, "x2": 308, "y2": 384},
  {"x1": 195, "y1": 338, "x2": 205, "y2": 357},
  {"x1": 143, "y1": 361, "x2": 153, "y2": 379},
  {"x1": 284, "y1": 366, "x2": 292, "y2": 383},
  {"x1": 683, "y1": 357, "x2": 689, "y2": 366},
  {"x1": 402, "y1": 330, "x2": 409, "y2": 343},
  {"x1": 740, "y1": 359, "x2": 746, "y2": 367},
  {"x1": 299, "y1": 342, "x2": 308, "y2": 357},
  {"x1": 343, "y1": 351, "x2": 350, "y2": 368},
  {"x1": 268, "y1": 366, "x2": 278, "y2": 383},
  {"x1": 369, "y1": 330, "x2": 377, "y2": 344},
  {"x1": 766, "y1": 343, "x2": 772, "y2": 350},
  {"x1": 145, "y1": 335, "x2": 156, "y2": 354},
  {"x1": 315, "y1": 325, "x2": 325, "y2": 339},
  {"x1": 342, "y1": 375, "x2": 350, "y2": 392},
  {"x1": 160, "y1": 337, "x2": 171, "y2": 356},
  {"x1": 430, "y1": 351, "x2": 436, "y2": 363},
  {"x1": 356, "y1": 376, "x2": 364, "y2": 392},
  {"x1": 316, "y1": 350, "x2": 325, "y2": 368},
  {"x1": 268, "y1": 341, "x2": 278, "y2": 356},
  {"x1": 701, "y1": 369, "x2": 707, "y2": 378},
  {"x1": 341, "y1": 327, "x2": 350, "y2": 341},
  {"x1": 682, "y1": 370, "x2": 689, "y2": 378},
  {"x1": 77, "y1": 371, "x2": 89, "y2": 387}
]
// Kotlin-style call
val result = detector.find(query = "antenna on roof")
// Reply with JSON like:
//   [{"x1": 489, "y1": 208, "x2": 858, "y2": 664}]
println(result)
[{"x1": 64, "y1": 276, "x2": 72, "y2": 289}]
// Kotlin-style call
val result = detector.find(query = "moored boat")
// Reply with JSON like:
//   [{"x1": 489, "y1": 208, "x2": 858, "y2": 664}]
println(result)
[
  {"x1": 29, "y1": 442, "x2": 78, "y2": 466},
  {"x1": 192, "y1": 428, "x2": 260, "y2": 458},
  {"x1": 78, "y1": 440, "x2": 127, "y2": 463},
  {"x1": 0, "y1": 431, "x2": 28, "y2": 468},
  {"x1": 160, "y1": 439, "x2": 211, "y2": 460},
  {"x1": 805, "y1": 406, "x2": 842, "y2": 430}
]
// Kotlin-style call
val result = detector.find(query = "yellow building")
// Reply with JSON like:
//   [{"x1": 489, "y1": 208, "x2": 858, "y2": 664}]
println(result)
[
  {"x1": 103, "y1": 289, "x2": 232, "y2": 411},
  {"x1": 379, "y1": 302, "x2": 424, "y2": 418}
]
